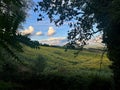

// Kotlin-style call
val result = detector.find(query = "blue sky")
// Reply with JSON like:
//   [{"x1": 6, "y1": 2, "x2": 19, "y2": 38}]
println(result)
[
  {"x1": 20, "y1": 0, "x2": 102, "y2": 46},
  {"x1": 20, "y1": 0, "x2": 70, "y2": 46}
]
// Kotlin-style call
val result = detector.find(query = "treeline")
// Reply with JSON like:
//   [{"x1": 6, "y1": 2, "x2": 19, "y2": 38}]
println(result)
[{"x1": 40, "y1": 43, "x2": 104, "y2": 52}]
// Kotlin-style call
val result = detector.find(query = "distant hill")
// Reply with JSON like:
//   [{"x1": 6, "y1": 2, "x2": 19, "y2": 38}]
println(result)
[
  {"x1": 84, "y1": 34, "x2": 106, "y2": 49},
  {"x1": 84, "y1": 42, "x2": 105, "y2": 49}
]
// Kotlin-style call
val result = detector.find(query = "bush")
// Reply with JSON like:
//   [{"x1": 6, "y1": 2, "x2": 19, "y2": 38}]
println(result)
[{"x1": 88, "y1": 75, "x2": 114, "y2": 90}]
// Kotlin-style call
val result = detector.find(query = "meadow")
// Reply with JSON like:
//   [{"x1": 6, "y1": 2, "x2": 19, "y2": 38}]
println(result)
[
  {"x1": 0, "y1": 45, "x2": 113, "y2": 90},
  {"x1": 20, "y1": 45, "x2": 112, "y2": 75}
]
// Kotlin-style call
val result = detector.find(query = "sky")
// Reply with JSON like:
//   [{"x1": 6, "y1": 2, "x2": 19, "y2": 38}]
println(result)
[
  {"x1": 19, "y1": 0, "x2": 102, "y2": 46},
  {"x1": 19, "y1": 0, "x2": 70, "y2": 46}
]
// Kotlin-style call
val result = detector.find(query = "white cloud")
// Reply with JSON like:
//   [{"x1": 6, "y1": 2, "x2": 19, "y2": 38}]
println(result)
[
  {"x1": 84, "y1": 35, "x2": 104, "y2": 48},
  {"x1": 39, "y1": 37, "x2": 67, "y2": 46},
  {"x1": 21, "y1": 26, "x2": 34, "y2": 35},
  {"x1": 47, "y1": 27, "x2": 56, "y2": 36},
  {"x1": 36, "y1": 31, "x2": 43, "y2": 36},
  {"x1": 88, "y1": 35, "x2": 102, "y2": 43}
]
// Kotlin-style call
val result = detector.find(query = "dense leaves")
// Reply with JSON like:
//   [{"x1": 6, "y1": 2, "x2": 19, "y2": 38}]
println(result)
[
  {"x1": 0, "y1": 0, "x2": 40, "y2": 60},
  {"x1": 35, "y1": 0, "x2": 120, "y2": 46},
  {"x1": 35, "y1": 0, "x2": 120, "y2": 89}
]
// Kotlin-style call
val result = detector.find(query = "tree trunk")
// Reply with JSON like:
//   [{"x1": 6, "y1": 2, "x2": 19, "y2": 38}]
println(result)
[{"x1": 106, "y1": 23, "x2": 120, "y2": 90}]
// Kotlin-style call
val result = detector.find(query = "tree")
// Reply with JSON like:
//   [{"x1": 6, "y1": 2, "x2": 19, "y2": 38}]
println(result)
[
  {"x1": 0, "y1": 0, "x2": 40, "y2": 60},
  {"x1": 35, "y1": 0, "x2": 120, "y2": 89}
]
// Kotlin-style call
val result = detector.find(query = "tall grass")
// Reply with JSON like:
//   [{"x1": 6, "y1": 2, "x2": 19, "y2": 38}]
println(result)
[{"x1": 0, "y1": 45, "x2": 113, "y2": 90}]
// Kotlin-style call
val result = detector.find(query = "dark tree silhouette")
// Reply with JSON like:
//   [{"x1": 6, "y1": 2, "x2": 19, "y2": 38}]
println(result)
[
  {"x1": 0, "y1": 0, "x2": 40, "y2": 60},
  {"x1": 35, "y1": 0, "x2": 120, "y2": 89}
]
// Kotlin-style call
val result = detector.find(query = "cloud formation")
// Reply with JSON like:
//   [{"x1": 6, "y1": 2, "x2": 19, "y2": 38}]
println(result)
[
  {"x1": 47, "y1": 27, "x2": 55, "y2": 36},
  {"x1": 36, "y1": 31, "x2": 43, "y2": 36},
  {"x1": 39, "y1": 37, "x2": 67, "y2": 46},
  {"x1": 88, "y1": 35, "x2": 102, "y2": 43},
  {"x1": 84, "y1": 35, "x2": 104, "y2": 48},
  {"x1": 21, "y1": 26, "x2": 34, "y2": 35}
]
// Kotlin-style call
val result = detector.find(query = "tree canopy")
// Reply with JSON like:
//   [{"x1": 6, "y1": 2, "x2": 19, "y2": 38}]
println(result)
[
  {"x1": 35, "y1": 0, "x2": 111, "y2": 45},
  {"x1": 35, "y1": 0, "x2": 120, "y2": 45},
  {"x1": 0, "y1": 0, "x2": 40, "y2": 60},
  {"x1": 35, "y1": 0, "x2": 120, "y2": 89}
]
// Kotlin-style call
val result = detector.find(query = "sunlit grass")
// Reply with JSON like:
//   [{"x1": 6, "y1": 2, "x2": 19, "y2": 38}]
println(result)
[
  {"x1": 0, "y1": 45, "x2": 113, "y2": 89},
  {"x1": 19, "y1": 45, "x2": 112, "y2": 77}
]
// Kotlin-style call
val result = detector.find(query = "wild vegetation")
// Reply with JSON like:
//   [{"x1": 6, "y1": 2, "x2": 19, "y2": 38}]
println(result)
[
  {"x1": 35, "y1": 0, "x2": 120, "y2": 89},
  {"x1": 0, "y1": 45, "x2": 113, "y2": 90},
  {"x1": 0, "y1": 0, "x2": 120, "y2": 89}
]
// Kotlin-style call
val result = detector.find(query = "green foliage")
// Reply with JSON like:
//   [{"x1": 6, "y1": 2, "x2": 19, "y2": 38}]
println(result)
[
  {"x1": 0, "y1": 0, "x2": 40, "y2": 61},
  {"x1": 0, "y1": 45, "x2": 114, "y2": 89},
  {"x1": 35, "y1": 0, "x2": 110, "y2": 45},
  {"x1": 16, "y1": 34, "x2": 40, "y2": 49},
  {"x1": 0, "y1": 0, "x2": 27, "y2": 60},
  {"x1": 0, "y1": 81, "x2": 21, "y2": 90},
  {"x1": 19, "y1": 45, "x2": 111, "y2": 76},
  {"x1": 0, "y1": 46, "x2": 20, "y2": 81},
  {"x1": 35, "y1": 0, "x2": 120, "y2": 89},
  {"x1": 88, "y1": 75, "x2": 114, "y2": 90}
]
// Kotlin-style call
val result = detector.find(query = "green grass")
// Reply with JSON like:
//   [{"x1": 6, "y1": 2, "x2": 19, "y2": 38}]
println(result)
[
  {"x1": 0, "y1": 45, "x2": 114, "y2": 90},
  {"x1": 19, "y1": 45, "x2": 112, "y2": 77}
]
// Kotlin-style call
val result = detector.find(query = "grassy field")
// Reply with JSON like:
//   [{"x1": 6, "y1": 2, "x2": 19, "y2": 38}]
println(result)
[
  {"x1": 0, "y1": 45, "x2": 114, "y2": 90},
  {"x1": 19, "y1": 45, "x2": 112, "y2": 77}
]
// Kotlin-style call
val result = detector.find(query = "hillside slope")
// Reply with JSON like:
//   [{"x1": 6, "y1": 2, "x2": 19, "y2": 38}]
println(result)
[
  {"x1": 19, "y1": 45, "x2": 112, "y2": 76},
  {"x1": 0, "y1": 45, "x2": 113, "y2": 90}
]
